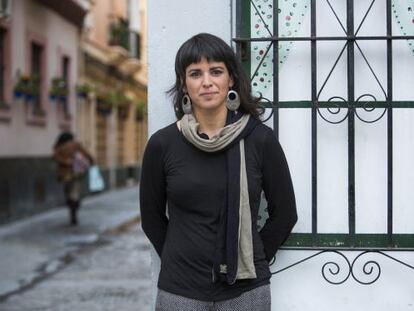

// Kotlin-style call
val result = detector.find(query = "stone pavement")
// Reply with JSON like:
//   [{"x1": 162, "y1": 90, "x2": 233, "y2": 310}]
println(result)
[
  {"x1": 0, "y1": 186, "x2": 141, "y2": 301},
  {"x1": 0, "y1": 219, "x2": 152, "y2": 311}
]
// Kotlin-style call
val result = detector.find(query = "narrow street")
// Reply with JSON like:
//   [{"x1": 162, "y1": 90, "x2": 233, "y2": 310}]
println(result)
[{"x1": 0, "y1": 221, "x2": 152, "y2": 311}]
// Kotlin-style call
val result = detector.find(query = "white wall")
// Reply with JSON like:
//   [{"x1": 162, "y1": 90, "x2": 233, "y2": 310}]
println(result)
[
  {"x1": 147, "y1": 0, "x2": 232, "y2": 308},
  {"x1": 147, "y1": 0, "x2": 232, "y2": 137}
]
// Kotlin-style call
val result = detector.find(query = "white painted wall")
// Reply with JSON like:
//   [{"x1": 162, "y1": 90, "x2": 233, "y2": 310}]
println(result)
[
  {"x1": 0, "y1": 0, "x2": 79, "y2": 156},
  {"x1": 129, "y1": 0, "x2": 140, "y2": 32},
  {"x1": 147, "y1": 0, "x2": 414, "y2": 310},
  {"x1": 147, "y1": 0, "x2": 232, "y2": 137},
  {"x1": 147, "y1": 0, "x2": 232, "y2": 308}
]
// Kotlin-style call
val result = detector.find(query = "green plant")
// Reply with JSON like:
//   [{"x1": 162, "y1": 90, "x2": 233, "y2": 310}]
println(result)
[
  {"x1": 99, "y1": 90, "x2": 131, "y2": 106},
  {"x1": 96, "y1": 90, "x2": 115, "y2": 115},
  {"x1": 109, "y1": 19, "x2": 130, "y2": 50},
  {"x1": 135, "y1": 100, "x2": 146, "y2": 121},
  {"x1": 14, "y1": 74, "x2": 40, "y2": 97},
  {"x1": 96, "y1": 89, "x2": 134, "y2": 116},
  {"x1": 76, "y1": 83, "x2": 93, "y2": 97},
  {"x1": 50, "y1": 77, "x2": 68, "y2": 99}
]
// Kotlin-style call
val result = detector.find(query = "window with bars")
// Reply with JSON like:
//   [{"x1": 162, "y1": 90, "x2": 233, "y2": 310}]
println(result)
[
  {"x1": 0, "y1": 27, "x2": 5, "y2": 106},
  {"x1": 235, "y1": 0, "x2": 414, "y2": 250},
  {"x1": 61, "y1": 55, "x2": 70, "y2": 113},
  {"x1": 62, "y1": 56, "x2": 69, "y2": 82},
  {"x1": 30, "y1": 42, "x2": 44, "y2": 114},
  {"x1": 131, "y1": 31, "x2": 141, "y2": 60}
]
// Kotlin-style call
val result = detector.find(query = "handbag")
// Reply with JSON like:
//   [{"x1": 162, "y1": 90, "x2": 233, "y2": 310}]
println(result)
[
  {"x1": 73, "y1": 151, "x2": 91, "y2": 175},
  {"x1": 88, "y1": 165, "x2": 105, "y2": 192}
]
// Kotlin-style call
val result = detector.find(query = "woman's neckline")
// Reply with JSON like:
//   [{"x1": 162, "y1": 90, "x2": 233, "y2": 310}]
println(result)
[{"x1": 176, "y1": 120, "x2": 211, "y2": 139}]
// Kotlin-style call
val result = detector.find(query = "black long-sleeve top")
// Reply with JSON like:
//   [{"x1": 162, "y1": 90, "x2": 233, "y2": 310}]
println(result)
[{"x1": 140, "y1": 121, "x2": 297, "y2": 301}]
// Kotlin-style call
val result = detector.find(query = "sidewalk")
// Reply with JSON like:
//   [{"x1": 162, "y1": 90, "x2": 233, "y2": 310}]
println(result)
[{"x1": 0, "y1": 186, "x2": 140, "y2": 300}]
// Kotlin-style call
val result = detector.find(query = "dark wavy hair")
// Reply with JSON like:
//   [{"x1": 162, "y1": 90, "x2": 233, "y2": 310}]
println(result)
[
  {"x1": 167, "y1": 33, "x2": 263, "y2": 119},
  {"x1": 54, "y1": 131, "x2": 74, "y2": 148}
]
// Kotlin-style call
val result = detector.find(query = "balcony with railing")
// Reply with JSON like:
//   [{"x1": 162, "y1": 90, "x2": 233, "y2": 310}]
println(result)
[
  {"x1": 109, "y1": 18, "x2": 129, "y2": 51},
  {"x1": 107, "y1": 18, "x2": 141, "y2": 75}
]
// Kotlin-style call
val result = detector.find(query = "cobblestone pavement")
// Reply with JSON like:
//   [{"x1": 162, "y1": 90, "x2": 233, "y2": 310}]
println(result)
[{"x1": 0, "y1": 222, "x2": 152, "y2": 311}]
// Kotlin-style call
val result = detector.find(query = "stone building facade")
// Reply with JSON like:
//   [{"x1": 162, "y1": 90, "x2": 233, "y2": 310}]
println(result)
[{"x1": 0, "y1": 0, "x2": 147, "y2": 223}]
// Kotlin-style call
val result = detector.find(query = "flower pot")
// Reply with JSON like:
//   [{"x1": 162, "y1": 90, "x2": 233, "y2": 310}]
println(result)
[
  {"x1": 14, "y1": 91, "x2": 24, "y2": 98},
  {"x1": 25, "y1": 94, "x2": 35, "y2": 102},
  {"x1": 76, "y1": 92, "x2": 88, "y2": 98}
]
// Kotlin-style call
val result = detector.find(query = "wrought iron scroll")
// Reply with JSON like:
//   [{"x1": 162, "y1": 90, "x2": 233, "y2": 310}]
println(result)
[
  {"x1": 316, "y1": 96, "x2": 349, "y2": 124},
  {"x1": 237, "y1": 0, "x2": 414, "y2": 125},
  {"x1": 354, "y1": 94, "x2": 387, "y2": 124},
  {"x1": 271, "y1": 250, "x2": 414, "y2": 285}
]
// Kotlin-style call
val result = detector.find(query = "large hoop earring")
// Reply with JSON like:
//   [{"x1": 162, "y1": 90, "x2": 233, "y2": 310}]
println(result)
[
  {"x1": 181, "y1": 94, "x2": 192, "y2": 114},
  {"x1": 226, "y1": 90, "x2": 240, "y2": 111}
]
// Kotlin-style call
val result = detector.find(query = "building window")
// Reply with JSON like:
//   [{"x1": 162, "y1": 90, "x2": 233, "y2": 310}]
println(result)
[
  {"x1": 0, "y1": 25, "x2": 11, "y2": 119},
  {"x1": 62, "y1": 56, "x2": 69, "y2": 80},
  {"x1": 30, "y1": 42, "x2": 44, "y2": 115},
  {"x1": 61, "y1": 55, "x2": 70, "y2": 114},
  {"x1": 130, "y1": 31, "x2": 141, "y2": 60},
  {"x1": 0, "y1": 28, "x2": 5, "y2": 106}
]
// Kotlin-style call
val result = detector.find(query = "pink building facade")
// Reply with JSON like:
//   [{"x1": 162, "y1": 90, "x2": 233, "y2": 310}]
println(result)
[{"x1": 0, "y1": 0, "x2": 86, "y2": 222}]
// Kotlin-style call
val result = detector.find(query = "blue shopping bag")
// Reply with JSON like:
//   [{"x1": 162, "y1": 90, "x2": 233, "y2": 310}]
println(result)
[{"x1": 88, "y1": 165, "x2": 105, "y2": 192}]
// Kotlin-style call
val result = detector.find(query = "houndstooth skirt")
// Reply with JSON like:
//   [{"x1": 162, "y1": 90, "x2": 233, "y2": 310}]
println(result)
[{"x1": 155, "y1": 284, "x2": 271, "y2": 311}]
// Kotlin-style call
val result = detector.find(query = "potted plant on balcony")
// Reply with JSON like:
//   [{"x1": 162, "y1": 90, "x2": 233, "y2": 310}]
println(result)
[
  {"x1": 116, "y1": 92, "x2": 132, "y2": 119},
  {"x1": 14, "y1": 74, "x2": 31, "y2": 98},
  {"x1": 76, "y1": 83, "x2": 93, "y2": 98},
  {"x1": 108, "y1": 19, "x2": 130, "y2": 50},
  {"x1": 96, "y1": 90, "x2": 115, "y2": 116},
  {"x1": 49, "y1": 77, "x2": 68, "y2": 101},
  {"x1": 14, "y1": 74, "x2": 40, "y2": 102},
  {"x1": 135, "y1": 100, "x2": 146, "y2": 121}
]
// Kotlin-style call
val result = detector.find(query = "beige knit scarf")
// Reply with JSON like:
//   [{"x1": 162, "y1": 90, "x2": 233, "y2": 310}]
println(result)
[{"x1": 179, "y1": 113, "x2": 257, "y2": 282}]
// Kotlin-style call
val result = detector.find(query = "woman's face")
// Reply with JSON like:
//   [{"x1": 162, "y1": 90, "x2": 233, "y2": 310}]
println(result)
[{"x1": 184, "y1": 57, "x2": 233, "y2": 114}]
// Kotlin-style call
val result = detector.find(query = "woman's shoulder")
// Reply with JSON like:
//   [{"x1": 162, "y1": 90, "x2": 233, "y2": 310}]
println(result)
[
  {"x1": 255, "y1": 121, "x2": 273, "y2": 133},
  {"x1": 250, "y1": 121, "x2": 275, "y2": 142},
  {"x1": 147, "y1": 122, "x2": 180, "y2": 147},
  {"x1": 151, "y1": 122, "x2": 179, "y2": 138},
  {"x1": 247, "y1": 120, "x2": 284, "y2": 154}
]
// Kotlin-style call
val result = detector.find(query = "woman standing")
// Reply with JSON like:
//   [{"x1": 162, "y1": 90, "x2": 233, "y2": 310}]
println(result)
[{"x1": 140, "y1": 33, "x2": 297, "y2": 310}]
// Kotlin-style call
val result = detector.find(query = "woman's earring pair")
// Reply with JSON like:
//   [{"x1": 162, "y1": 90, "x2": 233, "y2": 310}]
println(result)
[{"x1": 181, "y1": 89, "x2": 240, "y2": 114}]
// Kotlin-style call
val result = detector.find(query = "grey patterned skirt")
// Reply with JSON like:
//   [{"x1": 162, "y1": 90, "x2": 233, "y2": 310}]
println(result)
[{"x1": 155, "y1": 284, "x2": 271, "y2": 311}]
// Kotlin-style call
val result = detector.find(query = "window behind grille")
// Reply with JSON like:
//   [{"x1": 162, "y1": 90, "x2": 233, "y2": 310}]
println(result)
[
  {"x1": 0, "y1": 28, "x2": 5, "y2": 105},
  {"x1": 31, "y1": 42, "x2": 43, "y2": 112},
  {"x1": 235, "y1": 0, "x2": 414, "y2": 250},
  {"x1": 62, "y1": 55, "x2": 70, "y2": 112}
]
